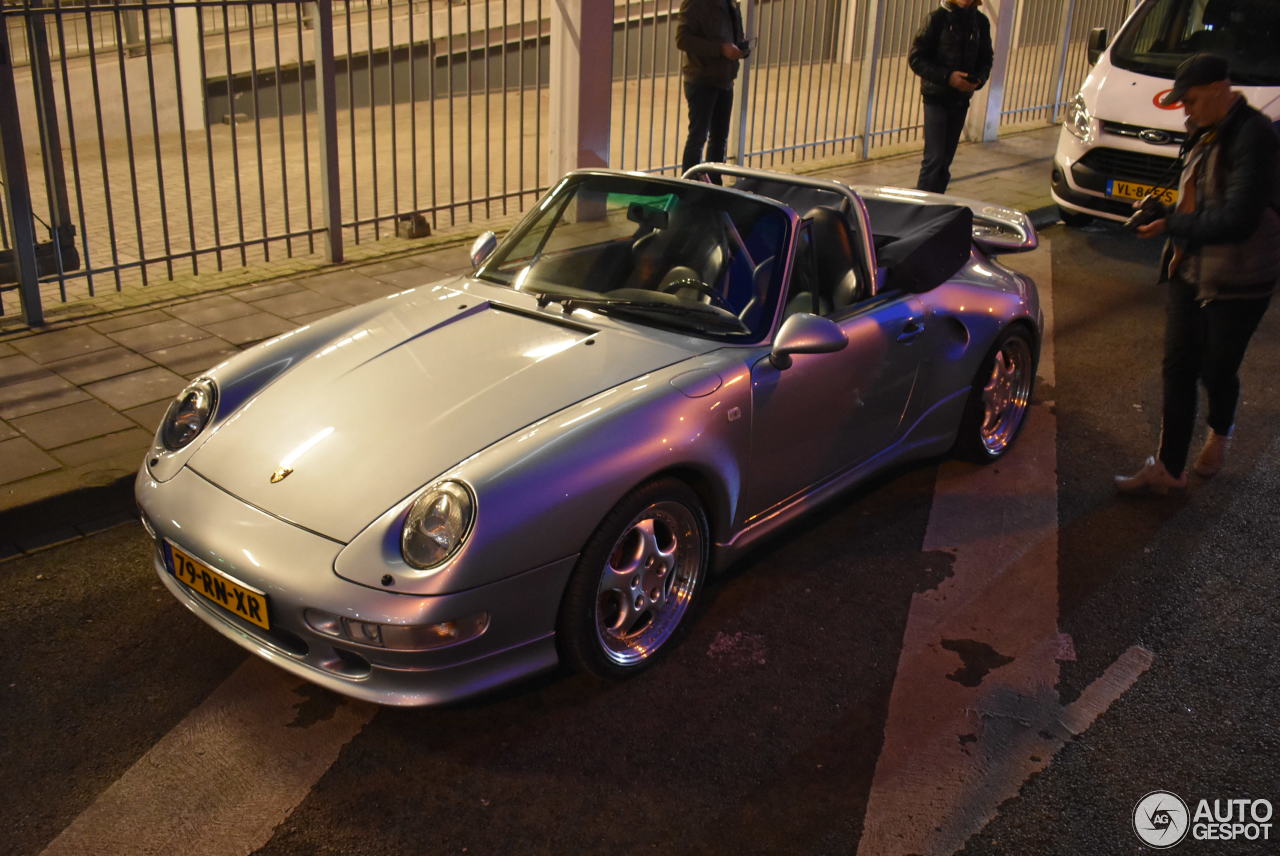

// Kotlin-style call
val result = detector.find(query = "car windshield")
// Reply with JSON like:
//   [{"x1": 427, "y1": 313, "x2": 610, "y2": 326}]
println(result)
[
  {"x1": 476, "y1": 174, "x2": 791, "y2": 340},
  {"x1": 1111, "y1": 0, "x2": 1280, "y2": 85}
]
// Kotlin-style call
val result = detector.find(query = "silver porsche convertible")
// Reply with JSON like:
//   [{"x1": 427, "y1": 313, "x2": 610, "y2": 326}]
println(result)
[{"x1": 135, "y1": 165, "x2": 1041, "y2": 706}]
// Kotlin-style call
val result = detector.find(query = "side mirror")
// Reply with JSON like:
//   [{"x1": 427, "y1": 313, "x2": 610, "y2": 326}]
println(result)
[
  {"x1": 769, "y1": 313, "x2": 848, "y2": 370},
  {"x1": 1086, "y1": 27, "x2": 1108, "y2": 65},
  {"x1": 470, "y1": 231, "x2": 498, "y2": 269}
]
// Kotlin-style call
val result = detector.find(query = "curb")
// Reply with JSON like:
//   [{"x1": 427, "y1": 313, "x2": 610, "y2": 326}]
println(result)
[{"x1": 0, "y1": 473, "x2": 137, "y2": 561}]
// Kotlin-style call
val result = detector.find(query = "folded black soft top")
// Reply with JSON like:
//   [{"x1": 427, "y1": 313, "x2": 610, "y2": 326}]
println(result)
[{"x1": 861, "y1": 197, "x2": 973, "y2": 294}]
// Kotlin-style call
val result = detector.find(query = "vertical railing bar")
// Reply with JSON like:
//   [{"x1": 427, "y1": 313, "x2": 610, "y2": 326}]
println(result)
[
  {"x1": 345, "y1": 1, "x2": 359, "y2": 241},
  {"x1": 139, "y1": 4, "x2": 174, "y2": 279},
  {"x1": 0, "y1": 9, "x2": 42, "y2": 323},
  {"x1": 795, "y1": 0, "x2": 815, "y2": 160},
  {"x1": 111, "y1": 7, "x2": 148, "y2": 284},
  {"x1": 166, "y1": 2, "x2": 199, "y2": 275},
  {"x1": 1051, "y1": 0, "x2": 1075, "y2": 122},
  {"x1": 247, "y1": 8, "x2": 270, "y2": 260},
  {"x1": 516, "y1": 0, "x2": 525, "y2": 199},
  {"x1": 387, "y1": 0, "x2": 398, "y2": 223},
  {"x1": 500, "y1": 0, "x2": 508, "y2": 212},
  {"x1": 619, "y1": 0, "x2": 630, "y2": 171},
  {"x1": 427, "y1": 0, "x2": 438, "y2": 226},
  {"x1": 632, "y1": 0, "x2": 642, "y2": 172},
  {"x1": 534, "y1": 0, "x2": 541, "y2": 197},
  {"x1": 51, "y1": 0, "x2": 95, "y2": 294},
  {"x1": 221, "y1": 4, "x2": 247, "y2": 266},
  {"x1": 366, "y1": 0, "x2": 379, "y2": 239},
  {"x1": 483, "y1": 0, "x2": 490, "y2": 218},
  {"x1": 197, "y1": 6, "x2": 224, "y2": 269},
  {"x1": 408, "y1": 0, "x2": 418, "y2": 219},
  {"x1": 82, "y1": 7, "x2": 122, "y2": 289},
  {"x1": 465, "y1": 0, "x2": 474, "y2": 223},
  {"x1": 445, "y1": 0, "x2": 456, "y2": 226},
  {"x1": 646, "y1": 1, "x2": 659, "y2": 171},
  {"x1": 780, "y1": 0, "x2": 800, "y2": 166},
  {"x1": 823, "y1": 2, "x2": 843, "y2": 158},
  {"x1": 295, "y1": 1, "x2": 314, "y2": 254},
  {"x1": 270, "y1": 3, "x2": 292, "y2": 257}
]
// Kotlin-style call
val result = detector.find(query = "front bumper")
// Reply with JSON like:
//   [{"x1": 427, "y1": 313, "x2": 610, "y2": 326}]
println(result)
[
  {"x1": 1051, "y1": 125, "x2": 1181, "y2": 222},
  {"x1": 136, "y1": 466, "x2": 574, "y2": 706}
]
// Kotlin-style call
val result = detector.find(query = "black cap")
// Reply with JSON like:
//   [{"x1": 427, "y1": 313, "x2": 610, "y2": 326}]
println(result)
[{"x1": 1160, "y1": 53, "x2": 1229, "y2": 106}]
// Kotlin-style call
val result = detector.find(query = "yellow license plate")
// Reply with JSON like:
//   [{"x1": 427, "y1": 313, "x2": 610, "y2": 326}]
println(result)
[
  {"x1": 167, "y1": 542, "x2": 271, "y2": 630},
  {"x1": 1107, "y1": 179, "x2": 1177, "y2": 205}
]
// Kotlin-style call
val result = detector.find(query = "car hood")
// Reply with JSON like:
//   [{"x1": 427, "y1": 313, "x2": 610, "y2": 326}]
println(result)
[{"x1": 188, "y1": 290, "x2": 704, "y2": 542}]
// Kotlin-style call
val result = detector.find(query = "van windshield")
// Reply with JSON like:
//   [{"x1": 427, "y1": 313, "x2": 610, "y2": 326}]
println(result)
[{"x1": 1111, "y1": 0, "x2": 1280, "y2": 85}]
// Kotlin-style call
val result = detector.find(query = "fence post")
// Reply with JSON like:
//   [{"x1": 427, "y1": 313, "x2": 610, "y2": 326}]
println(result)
[
  {"x1": 310, "y1": 0, "x2": 342, "y2": 263},
  {"x1": 980, "y1": 0, "x2": 1019, "y2": 142},
  {"x1": 26, "y1": 1, "x2": 75, "y2": 279},
  {"x1": 1050, "y1": 0, "x2": 1077, "y2": 123},
  {"x1": 548, "y1": 0, "x2": 612, "y2": 176},
  {"x1": 732, "y1": 0, "x2": 755, "y2": 166},
  {"x1": 173, "y1": 1, "x2": 204, "y2": 132},
  {"x1": 859, "y1": 0, "x2": 885, "y2": 160},
  {"x1": 0, "y1": 16, "x2": 44, "y2": 326}
]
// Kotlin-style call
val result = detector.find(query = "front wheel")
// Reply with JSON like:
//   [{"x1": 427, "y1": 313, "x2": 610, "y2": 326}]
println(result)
[
  {"x1": 557, "y1": 479, "x2": 709, "y2": 680},
  {"x1": 954, "y1": 327, "x2": 1036, "y2": 462}
]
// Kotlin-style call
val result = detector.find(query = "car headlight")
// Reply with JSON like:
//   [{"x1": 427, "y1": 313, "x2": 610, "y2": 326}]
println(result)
[
  {"x1": 1065, "y1": 94, "x2": 1092, "y2": 143},
  {"x1": 401, "y1": 480, "x2": 475, "y2": 568},
  {"x1": 160, "y1": 378, "x2": 217, "y2": 451}
]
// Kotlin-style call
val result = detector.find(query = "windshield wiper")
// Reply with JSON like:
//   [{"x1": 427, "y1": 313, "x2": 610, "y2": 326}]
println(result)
[
  {"x1": 527, "y1": 286, "x2": 748, "y2": 333},
  {"x1": 592, "y1": 297, "x2": 749, "y2": 334}
]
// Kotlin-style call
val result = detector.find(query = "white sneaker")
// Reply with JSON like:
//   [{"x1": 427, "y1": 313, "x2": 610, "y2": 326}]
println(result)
[
  {"x1": 1114, "y1": 456, "x2": 1188, "y2": 495},
  {"x1": 1193, "y1": 432, "x2": 1230, "y2": 478}
]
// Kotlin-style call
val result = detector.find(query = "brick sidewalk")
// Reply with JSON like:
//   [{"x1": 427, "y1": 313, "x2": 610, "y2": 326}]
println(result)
[{"x1": 0, "y1": 124, "x2": 1060, "y2": 557}]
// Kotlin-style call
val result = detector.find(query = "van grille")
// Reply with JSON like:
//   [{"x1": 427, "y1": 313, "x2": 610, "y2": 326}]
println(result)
[{"x1": 1078, "y1": 147, "x2": 1180, "y2": 185}]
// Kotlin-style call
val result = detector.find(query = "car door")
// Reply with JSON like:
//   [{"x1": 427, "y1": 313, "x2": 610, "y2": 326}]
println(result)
[{"x1": 743, "y1": 243, "x2": 928, "y2": 520}]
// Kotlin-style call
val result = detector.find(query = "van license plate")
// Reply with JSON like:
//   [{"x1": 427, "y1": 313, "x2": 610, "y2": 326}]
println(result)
[{"x1": 1107, "y1": 180, "x2": 1177, "y2": 205}]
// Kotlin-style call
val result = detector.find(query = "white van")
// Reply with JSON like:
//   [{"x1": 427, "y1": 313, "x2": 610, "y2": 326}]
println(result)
[{"x1": 1051, "y1": 0, "x2": 1280, "y2": 225}]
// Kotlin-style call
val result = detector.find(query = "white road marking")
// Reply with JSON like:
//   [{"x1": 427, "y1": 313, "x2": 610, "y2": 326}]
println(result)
[
  {"x1": 39, "y1": 657, "x2": 374, "y2": 856},
  {"x1": 858, "y1": 237, "x2": 1153, "y2": 855}
]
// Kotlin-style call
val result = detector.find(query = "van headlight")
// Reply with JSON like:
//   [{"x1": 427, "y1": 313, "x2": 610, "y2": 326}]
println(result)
[
  {"x1": 401, "y1": 480, "x2": 475, "y2": 568},
  {"x1": 160, "y1": 378, "x2": 217, "y2": 451},
  {"x1": 1066, "y1": 94, "x2": 1093, "y2": 143}
]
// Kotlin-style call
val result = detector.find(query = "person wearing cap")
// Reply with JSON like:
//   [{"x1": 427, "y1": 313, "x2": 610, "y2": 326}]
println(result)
[
  {"x1": 676, "y1": 0, "x2": 748, "y2": 177},
  {"x1": 908, "y1": 0, "x2": 993, "y2": 194},
  {"x1": 1116, "y1": 53, "x2": 1280, "y2": 494}
]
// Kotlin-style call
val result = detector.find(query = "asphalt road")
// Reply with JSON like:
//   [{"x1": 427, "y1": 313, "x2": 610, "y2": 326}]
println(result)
[{"x1": 2, "y1": 222, "x2": 1277, "y2": 856}]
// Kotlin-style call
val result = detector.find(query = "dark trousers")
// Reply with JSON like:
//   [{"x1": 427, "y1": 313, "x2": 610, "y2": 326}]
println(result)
[
  {"x1": 916, "y1": 97, "x2": 970, "y2": 194},
  {"x1": 1158, "y1": 278, "x2": 1271, "y2": 476},
  {"x1": 681, "y1": 82, "x2": 734, "y2": 175}
]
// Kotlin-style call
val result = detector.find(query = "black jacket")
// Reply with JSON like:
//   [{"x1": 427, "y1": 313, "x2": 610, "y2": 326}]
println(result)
[
  {"x1": 1160, "y1": 95, "x2": 1280, "y2": 300},
  {"x1": 909, "y1": 1, "x2": 993, "y2": 102},
  {"x1": 677, "y1": 0, "x2": 745, "y2": 90}
]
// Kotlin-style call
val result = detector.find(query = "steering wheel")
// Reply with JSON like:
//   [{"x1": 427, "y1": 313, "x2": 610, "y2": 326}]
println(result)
[{"x1": 660, "y1": 277, "x2": 733, "y2": 311}]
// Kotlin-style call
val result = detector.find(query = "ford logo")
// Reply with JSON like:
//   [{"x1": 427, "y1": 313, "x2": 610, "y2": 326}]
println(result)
[{"x1": 1138, "y1": 129, "x2": 1173, "y2": 145}]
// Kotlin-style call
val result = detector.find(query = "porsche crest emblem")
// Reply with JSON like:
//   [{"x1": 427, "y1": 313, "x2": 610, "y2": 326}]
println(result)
[{"x1": 270, "y1": 467, "x2": 294, "y2": 484}]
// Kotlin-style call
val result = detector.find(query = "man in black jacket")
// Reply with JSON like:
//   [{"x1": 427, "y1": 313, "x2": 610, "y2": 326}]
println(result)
[
  {"x1": 677, "y1": 0, "x2": 747, "y2": 176},
  {"x1": 908, "y1": 0, "x2": 993, "y2": 193},
  {"x1": 1116, "y1": 54, "x2": 1280, "y2": 493}
]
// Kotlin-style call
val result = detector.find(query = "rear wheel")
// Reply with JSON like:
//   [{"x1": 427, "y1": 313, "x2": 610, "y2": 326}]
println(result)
[
  {"x1": 954, "y1": 327, "x2": 1036, "y2": 462},
  {"x1": 557, "y1": 479, "x2": 709, "y2": 680}
]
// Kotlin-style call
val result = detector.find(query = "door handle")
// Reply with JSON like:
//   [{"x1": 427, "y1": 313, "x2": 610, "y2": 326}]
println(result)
[{"x1": 897, "y1": 319, "x2": 925, "y2": 343}]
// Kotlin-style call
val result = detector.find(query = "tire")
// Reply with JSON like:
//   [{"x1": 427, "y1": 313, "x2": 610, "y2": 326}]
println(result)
[
  {"x1": 1058, "y1": 206, "x2": 1093, "y2": 228},
  {"x1": 953, "y1": 327, "x2": 1036, "y2": 462},
  {"x1": 557, "y1": 478, "x2": 709, "y2": 680}
]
